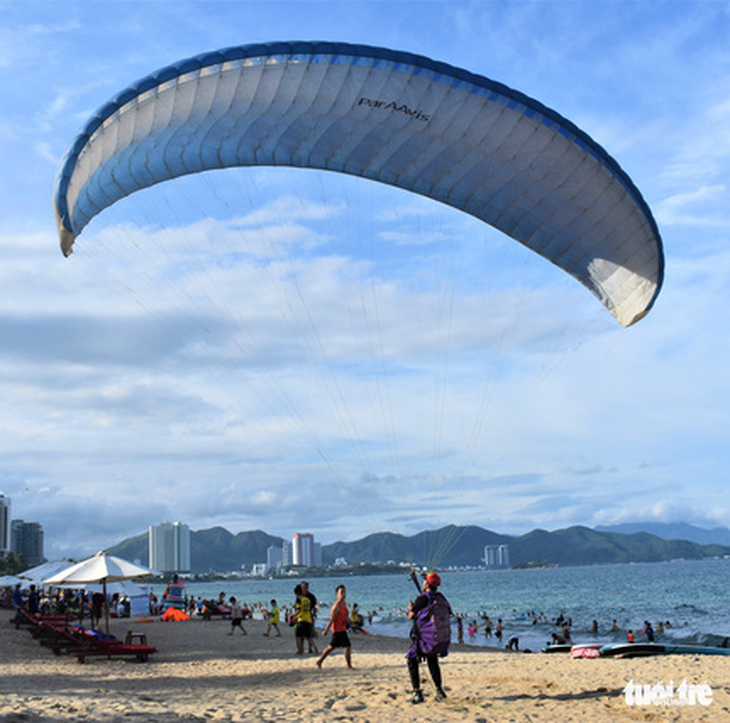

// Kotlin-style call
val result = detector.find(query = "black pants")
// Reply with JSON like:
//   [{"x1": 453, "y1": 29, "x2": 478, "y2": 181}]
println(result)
[{"x1": 408, "y1": 654, "x2": 442, "y2": 690}]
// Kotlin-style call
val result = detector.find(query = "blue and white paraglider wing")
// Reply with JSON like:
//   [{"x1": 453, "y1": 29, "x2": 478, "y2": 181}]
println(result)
[{"x1": 53, "y1": 41, "x2": 663, "y2": 327}]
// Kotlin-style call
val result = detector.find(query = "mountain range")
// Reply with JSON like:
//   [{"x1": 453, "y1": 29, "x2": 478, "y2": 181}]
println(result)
[
  {"x1": 594, "y1": 522, "x2": 730, "y2": 546},
  {"x1": 106, "y1": 523, "x2": 730, "y2": 574}
]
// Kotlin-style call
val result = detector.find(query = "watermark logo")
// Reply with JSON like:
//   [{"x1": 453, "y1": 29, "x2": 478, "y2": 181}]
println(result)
[{"x1": 624, "y1": 679, "x2": 713, "y2": 707}]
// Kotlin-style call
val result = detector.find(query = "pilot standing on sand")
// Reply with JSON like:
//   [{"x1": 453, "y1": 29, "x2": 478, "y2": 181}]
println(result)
[{"x1": 406, "y1": 572, "x2": 451, "y2": 704}]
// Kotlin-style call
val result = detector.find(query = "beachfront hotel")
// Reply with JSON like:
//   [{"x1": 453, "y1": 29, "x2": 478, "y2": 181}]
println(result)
[
  {"x1": 484, "y1": 544, "x2": 511, "y2": 569},
  {"x1": 148, "y1": 521, "x2": 191, "y2": 574}
]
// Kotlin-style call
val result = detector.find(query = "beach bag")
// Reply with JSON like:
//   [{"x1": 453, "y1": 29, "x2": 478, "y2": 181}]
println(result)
[{"x1": 412, "y1": 591, "x2": 451, "y2": 657}]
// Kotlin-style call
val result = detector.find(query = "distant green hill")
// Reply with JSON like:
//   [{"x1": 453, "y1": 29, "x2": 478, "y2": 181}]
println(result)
[
  {"x1": 322, "y1": 525, "x2": 508, "y2": 566},
  {"x1": 107, "y1": 531, "x2": 148, "y2": 565},
  {"x1": 323, "y1": 524, "x2": 728, "y2": 568},
  {"x1": 595, "y1": 522, "x2": 730, "y2": 546},
  {"x1": 508, "y1": 526, "x2": 727, "y2": 566},
  {"x1": 107, "y1": 523, "x2": 730, "y2": 573}
]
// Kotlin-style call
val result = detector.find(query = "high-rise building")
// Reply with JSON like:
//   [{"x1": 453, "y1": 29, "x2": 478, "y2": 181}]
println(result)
[
  {"x1": 148, "y1": 521, "x2": 191, "y2": 574},
  {"x1": 267, "y1": 545, "x2": 283, "y2": 571},
  {"x1": 10, "y1": 520, "x2": 45, "y2": 567},
  {"x1": 0, "y1": 493, "x2": 10, "y2": 557},
  {"x1": 282, "y1": 539, "x2": 293, "y2": 567},
  {"x1": 498, "y1": 544, "x2": 510, "y2": 568},
  {"x1": 484, "y1": 544, "x2": 510, "y2": 569},
  {"x1": 292, "y1": 532, "x2": 315, "y2": 567}
]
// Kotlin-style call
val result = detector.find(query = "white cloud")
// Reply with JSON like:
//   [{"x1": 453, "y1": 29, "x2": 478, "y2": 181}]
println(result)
[
  {"x1": 236, "y1": 195, "x2": 344, "y2": 227},
  {"x1": 3, "y1": 2, "x2": 730, "y2": 558},
  {"x1": 656, "y1": 185, "x2": 729, "y2": 227}
]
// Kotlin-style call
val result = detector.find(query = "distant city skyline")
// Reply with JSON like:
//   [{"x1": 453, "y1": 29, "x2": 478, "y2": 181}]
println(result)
[
  {"x1": 0, "y1": 492, "x2": 45, "y2": 566},
  {"x1": 268, "y1": 532, "x2": 323, "y2": 573}
]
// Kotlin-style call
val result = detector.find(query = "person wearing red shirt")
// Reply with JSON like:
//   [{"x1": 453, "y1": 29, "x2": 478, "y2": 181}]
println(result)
[{"x1": 316, "y1": 585, "x2": 353, "y2": 669}]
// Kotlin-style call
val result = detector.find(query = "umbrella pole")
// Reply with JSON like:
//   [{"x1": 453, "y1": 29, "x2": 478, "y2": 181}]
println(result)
[{"x1": 104, "y1": 579, "x2": 110, "y2": 635}]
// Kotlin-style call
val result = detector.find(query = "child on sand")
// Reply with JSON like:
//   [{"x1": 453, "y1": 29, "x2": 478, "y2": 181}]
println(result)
[
  {"x1": 316, "y1": 585, "x2": 353, "y2": 669},
  {"x1": 264, "y1": 599, "x2": 281, "y2": 637},
  {"x1": 229, "y1": 597, "x2": 246, "y2": 635}
]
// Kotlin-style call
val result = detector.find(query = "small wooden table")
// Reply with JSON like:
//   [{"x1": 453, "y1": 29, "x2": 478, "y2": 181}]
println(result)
[{"x1": 125, "y1": 631, "x2": 148, "y2": 646}]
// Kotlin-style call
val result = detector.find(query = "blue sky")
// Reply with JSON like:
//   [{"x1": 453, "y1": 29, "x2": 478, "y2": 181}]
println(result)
[{"x1": 2, "y1": 1, "x2": 729, "y2": 560}]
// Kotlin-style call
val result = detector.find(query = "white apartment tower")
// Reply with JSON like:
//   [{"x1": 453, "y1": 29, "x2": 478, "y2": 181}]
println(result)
[
  {"x1": 148, "y1": 521, "x2": 191, "y2": 574},
  {"x1": 282, "y1": 539, "x2": 293, "y2": 567},
  {"x1": 484, "y1": 544, "x2": 510, "y2": 569},
  {"x1": 292, "y1": 532, "x2": 314, "y2": 567},
  {"x1": 267, "y1": 545, "x2": 283, "y2": 571}
]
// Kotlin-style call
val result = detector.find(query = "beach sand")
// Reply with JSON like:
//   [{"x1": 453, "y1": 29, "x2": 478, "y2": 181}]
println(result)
[{"x1": 2, "y1": 608, "x2": 729, "y2": 721}]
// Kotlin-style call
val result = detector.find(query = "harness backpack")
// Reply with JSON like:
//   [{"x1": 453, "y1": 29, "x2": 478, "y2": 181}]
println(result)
[{"x1": 412, "y1": 591, "x2": 451, "y2": 657}]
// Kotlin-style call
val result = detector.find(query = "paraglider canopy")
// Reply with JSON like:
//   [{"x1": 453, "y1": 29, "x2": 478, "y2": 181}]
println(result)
[{"x1": 53, "y1": 41, "x2": 663, "y2": 326}]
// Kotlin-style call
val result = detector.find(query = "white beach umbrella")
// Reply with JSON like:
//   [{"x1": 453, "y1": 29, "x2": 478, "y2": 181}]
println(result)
[
  {"x1": 19, "y1": 560, "x2": 77, "y2": 586},
  {"x1": 44, "y1": 552, "x2": 157, "y2": 586},
  {"x1": 50, "y1": 579, "x2": 148, "y2": 597},
  {"x1": 77, "y1": 580, "x2": 147, "y2": 596},
  {"x1": 44, "y1": 552, "x2": 158, "y2": 632},
  {"x1": 0, "y1": 574, "x2": 23, "y2": 587}
]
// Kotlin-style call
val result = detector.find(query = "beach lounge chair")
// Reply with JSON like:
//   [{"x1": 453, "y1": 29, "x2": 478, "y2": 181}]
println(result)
[
  {"x1": 9, "y1": 613, "x2": 92, "y2": 657},
  {"x1": 70, "y1": 628, "x2": 157, "y2": 664},
  {"x1": 15, "y1": 606, "x2": 156, "y2": 663},
  {"x1": 32, "y1": 621, "x2": 155, "y2": 663},
  {"x1": 13, "y1": 608, "x2": 74, "y2": 630},
  {"x1": 35, "y1": 623, "x2": 94, "y2": 657},
  {"x1": 201, "y1": 600, "x2": 230, "y2": 620}
]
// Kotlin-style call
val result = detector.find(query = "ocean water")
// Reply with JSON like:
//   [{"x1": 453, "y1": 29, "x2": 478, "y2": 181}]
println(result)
[{"x1": 151, "y1": 558, "x2": 730, "y2": 652}]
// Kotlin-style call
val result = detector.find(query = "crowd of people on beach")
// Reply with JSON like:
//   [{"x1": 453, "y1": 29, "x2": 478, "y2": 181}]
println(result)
[
  {"x1": 3, "y1": 571, "x2": 456, "y2": 705},
  {"x1": 3, "y1": 572, "x2": 692, "y2": 706},
  {"x1": 5, "y1": 582, "x2": 133, "y2": 626},
  {"x1": 146, "y1": 572, "x2": 456, "y2": 703},
  {"x1": 5, "y1": 575, "x2": 680, "y2": 652}
]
